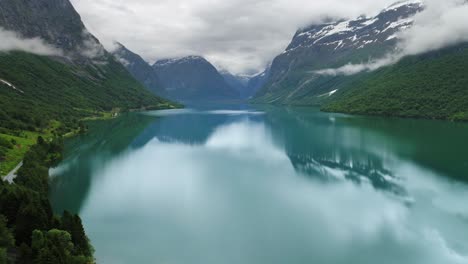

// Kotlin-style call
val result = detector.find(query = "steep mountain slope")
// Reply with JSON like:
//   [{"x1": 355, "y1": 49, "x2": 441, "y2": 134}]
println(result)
[
  {"x1": 220, "y1": 68, "x2": 271, "y2": 99},
  {"x1": 0, "y1": 0, "x2": 92, "y2": 56},
  {"x1": 153, "y1": 56, "x2": 240, "y2": 102},
  {"x1": 253, "y1": 0, "x2": 423, "y2": 104},
  {"x1": 220, "y1": 71, "x2": 251, "y2": 99},
  {"x1": 322, "y1": 43, "x2": 468, "y2": 121},
  {"x1": 112, "y1": 42, "x2": 167, "y2": 97},
  {"x1": 0, "y1": 0, "x2": 173, "y2": 131},
  {"x1": 247, "y1": 68, "x2": 270, "y2": 98}
]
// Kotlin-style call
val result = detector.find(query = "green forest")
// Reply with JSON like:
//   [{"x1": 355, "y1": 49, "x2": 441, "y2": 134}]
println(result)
[
  {"x1": 323, "y1": 44, "x2": 468, "y2": 121},
  {"x1": 0, "y1": 51, "x2": 178, "y2": 263},
  {"x1": 0, "y1": 52, "x2": 176, "y2": 132},
  {"x1": 0, "y1": 138, "x2": 93, "y2": 263}
]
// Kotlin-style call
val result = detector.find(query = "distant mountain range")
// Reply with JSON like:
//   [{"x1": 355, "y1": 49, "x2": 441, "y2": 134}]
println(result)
[
  {"x1": 1, "y1": 0, "x2": 466, "y2": 124},
  {"x1": 112, "y1": 44, "x2": 263, "y2": 103},
  {"x1": 252, "y1": 0, "x2": 468, "y2": 121},
  {"x1": 152, "y1": 56, "x2": 240, "y2": 102},
  {"x1": 220, "y1": 70, "x2": 269, "y2": 99},
  {"x1": 113, "y1": 42, "x2": 167, "y2": 97},
  {"x1": 219, "y1": 71, "x2": 250, "y2": 99}
]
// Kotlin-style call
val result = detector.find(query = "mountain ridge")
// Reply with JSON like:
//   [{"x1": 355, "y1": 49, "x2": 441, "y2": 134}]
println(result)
[
  {"x1": 252, "y1": 0, "x2": 468, "y2": 121},
  {"x1": 253, "y1": 0, "x2": 424, "y2": 104},
  {"x1": 152, "y1": 56, "x2": 240, "y2": 102}
]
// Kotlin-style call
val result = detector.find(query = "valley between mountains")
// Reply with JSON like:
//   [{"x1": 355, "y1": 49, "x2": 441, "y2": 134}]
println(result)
[{"x1": 1, "y1": 0, "x2": 468, "y2": 263}]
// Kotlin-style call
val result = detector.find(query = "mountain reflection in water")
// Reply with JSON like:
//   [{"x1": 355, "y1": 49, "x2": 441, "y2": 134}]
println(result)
[{"x1": 50, "y1": 106, "x2": 468, "y2": 264}]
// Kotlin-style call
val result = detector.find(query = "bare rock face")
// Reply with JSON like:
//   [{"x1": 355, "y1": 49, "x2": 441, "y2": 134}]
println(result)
[{"x1": 0, "y1": 0, "x2": 107, "y2": 61}]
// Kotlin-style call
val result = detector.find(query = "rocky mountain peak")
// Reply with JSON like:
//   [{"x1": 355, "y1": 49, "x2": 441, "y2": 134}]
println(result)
[
  {"x1": 286, "y1": 0, "x2": 423, "y2": 56},
  {"x1": 153, "y1": 56, "x2": 208, "y2": 68}
]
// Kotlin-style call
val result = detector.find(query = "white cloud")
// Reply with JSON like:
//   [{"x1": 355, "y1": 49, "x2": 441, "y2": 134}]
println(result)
[
  {"x1": 70, "y1": 0, "x2": 395, "y2": 74},
  {"x1": 400, "y1": 0, "x2": 468, "y2": 56},
  {"x1": 0, "y1": 27, "x2": 63, "y2": 56},
  {"x1": 315, "y1": 54, "x2": 402, "y2": 76}
]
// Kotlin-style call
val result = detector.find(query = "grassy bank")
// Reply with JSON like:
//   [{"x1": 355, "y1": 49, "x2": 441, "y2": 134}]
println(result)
[
  {"x1": 0, "y1": 121, "x2": 61, "y2": 177},
  {"x1": 0, "y1": 99, "x2": 173, "y2": 177}
]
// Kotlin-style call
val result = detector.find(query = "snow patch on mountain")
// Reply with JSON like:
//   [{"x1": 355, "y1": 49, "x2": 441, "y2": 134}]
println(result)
[
  {"x1": 361, "y1": 18, "x2": 379, "y2": 27},
  {"x1": 285, "y1": 0, "x2": 423, "y2": 55},
  {"x1": 154, "y1": 56, "x2": 206, "y2": 67},
  {"x1": 382, "y1": 17, "x2": 414, "y2": 33},
  {"x1": 314, "y1": 0, "x2": 468, "y2": 77}
]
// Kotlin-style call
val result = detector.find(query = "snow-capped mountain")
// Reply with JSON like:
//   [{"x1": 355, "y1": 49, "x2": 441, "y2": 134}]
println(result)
[
  {"x1": 253, "y1": 0, "x2": 423, "y2": 104},
  {"x1": 286, "y1": 1, "x2": 422, "y2": 54},
  {"x1": 153, "y1": 56, "x2": 240, "y2": 102}
]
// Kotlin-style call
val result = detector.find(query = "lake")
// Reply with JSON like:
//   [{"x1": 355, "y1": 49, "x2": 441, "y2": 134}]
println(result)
[{"x1": 50, "y1": 106, "x2": 468, "y2": 264}]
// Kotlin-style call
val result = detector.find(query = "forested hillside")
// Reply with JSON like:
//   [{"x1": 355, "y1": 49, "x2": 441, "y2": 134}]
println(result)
[
  {"x1": 0, "y1": 52, "x2": 172, "y2": 132},
  {"x1": 323, "y1": 44, "x2": 468, "y2": 121}
]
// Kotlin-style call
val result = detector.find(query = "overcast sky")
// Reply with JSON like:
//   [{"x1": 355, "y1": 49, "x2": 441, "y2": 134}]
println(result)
[{"x1": 70, "y1": 0, "x2": 397, "y2": 75}]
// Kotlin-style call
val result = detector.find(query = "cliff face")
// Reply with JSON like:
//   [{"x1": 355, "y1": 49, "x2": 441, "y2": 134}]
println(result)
[{"x1": 0, "y1": 0, "x2": 99, "y2": 57}]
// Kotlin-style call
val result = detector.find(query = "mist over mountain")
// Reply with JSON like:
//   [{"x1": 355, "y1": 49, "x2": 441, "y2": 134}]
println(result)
[{"x1": 0, "y1": 0, "x2": 110, "y2": 62}]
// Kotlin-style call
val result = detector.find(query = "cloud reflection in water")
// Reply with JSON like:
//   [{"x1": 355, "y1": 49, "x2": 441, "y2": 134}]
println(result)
[{"x1": 79, "y1": 120, "x2": 468, "y2": 264}]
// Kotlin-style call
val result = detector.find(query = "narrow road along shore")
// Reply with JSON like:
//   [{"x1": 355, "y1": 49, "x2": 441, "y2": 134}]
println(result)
[{"x1": 3, "y1": 161, "x2": 23, "y2": 183}]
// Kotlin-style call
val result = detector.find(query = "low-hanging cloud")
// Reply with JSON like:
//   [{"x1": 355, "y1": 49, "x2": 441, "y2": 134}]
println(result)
[
  {"x1": 0, "y1": 27, "x2": 63, "y2": 56},
  {"x1": 316, "y1": 0, "x2": 468, "y2": 76},
  {"x1": 400, "y1": 0, "x2": 468, "y2": 55},
  {"x1": 315, "y1": 54, "x2": 403, "y2": 76},
  {"x1": 70, "y1": 0, "x2": 397, "y2": 75}
]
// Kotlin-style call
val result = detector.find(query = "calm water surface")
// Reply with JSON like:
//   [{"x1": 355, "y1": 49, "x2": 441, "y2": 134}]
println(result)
[{"x1": 50, "y1": 106, "x2": 468, "y2": 264}]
